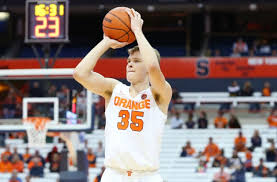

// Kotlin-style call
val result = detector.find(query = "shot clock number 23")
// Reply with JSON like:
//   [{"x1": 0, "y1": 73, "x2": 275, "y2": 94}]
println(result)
[{"x1": 25, "y1": 0, "x2": 69, "y2": 43}]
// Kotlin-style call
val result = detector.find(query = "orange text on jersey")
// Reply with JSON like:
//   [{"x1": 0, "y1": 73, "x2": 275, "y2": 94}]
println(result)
[{"x1": 114, "y1": 96, "x2": 150, "y2": 110}]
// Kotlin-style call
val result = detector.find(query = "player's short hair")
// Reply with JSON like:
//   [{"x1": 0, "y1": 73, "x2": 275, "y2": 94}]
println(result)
[{"x1": 128, "y1": 45, "x2": 161, "y2": 64}]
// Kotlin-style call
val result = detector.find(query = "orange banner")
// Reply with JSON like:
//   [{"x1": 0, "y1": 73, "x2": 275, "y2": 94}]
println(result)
[{"x1": 0, "y1": 57, "x2": 277, "y2": 78}]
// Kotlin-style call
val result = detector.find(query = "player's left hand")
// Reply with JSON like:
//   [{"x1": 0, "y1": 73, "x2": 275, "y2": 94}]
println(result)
[
  {"x1": 103, "y1": 35, "x2": 129, "y2": 49},
  {"x1": 126, "y1": 8, "x2": 143, "y2": 34}
]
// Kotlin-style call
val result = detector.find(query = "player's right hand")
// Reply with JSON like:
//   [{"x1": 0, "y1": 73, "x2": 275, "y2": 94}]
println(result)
[
  {"x1": 126, "y1": 8, "x2": 143, "y2": 34},
  {"x1": 103, "y1": 35, "x2": 128, "y2": 49}
]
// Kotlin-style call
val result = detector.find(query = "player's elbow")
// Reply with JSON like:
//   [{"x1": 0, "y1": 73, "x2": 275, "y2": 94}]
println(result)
[
  {"x1": 73, "y1": 68, "x2": 88, "y2": 82},
  {"x1": 73, "y1": 68, "x2": 80, "y2": 80},
  {"x1": 148, "y1": 62, "x2": 160, "y2": 74}
]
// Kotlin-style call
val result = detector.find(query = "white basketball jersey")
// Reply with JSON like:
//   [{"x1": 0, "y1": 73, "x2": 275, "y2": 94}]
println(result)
[{"x1": 104, "y1": 83, "x2": 167, "y2": 171}]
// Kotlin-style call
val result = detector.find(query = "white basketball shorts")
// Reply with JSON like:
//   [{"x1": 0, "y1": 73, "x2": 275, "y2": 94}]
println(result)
[{"x1": 101, "y1": 167, "x2": 163, "y2": 182}]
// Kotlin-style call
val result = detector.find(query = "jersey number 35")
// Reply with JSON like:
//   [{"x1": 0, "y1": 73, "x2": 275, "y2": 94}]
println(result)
[{"x1": 117, "y1": 110, "x2": 144, "y2": 132}]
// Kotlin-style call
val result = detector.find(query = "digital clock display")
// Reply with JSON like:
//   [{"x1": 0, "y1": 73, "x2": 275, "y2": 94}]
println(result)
[{"x1": 25, "y1": 0, "x2": 69, "y2": 43}]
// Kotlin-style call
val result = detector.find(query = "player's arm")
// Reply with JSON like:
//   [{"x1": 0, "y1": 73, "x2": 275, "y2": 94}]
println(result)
[
  {"x1": 127, "y1": 9, "x2": 172, "y2": 103},
  {"x1": 73, "y1": 36, "x2": 127, "y2": 99},
  {"x1": 59, "y1": 132, "x2": 78, "y2": 166}
]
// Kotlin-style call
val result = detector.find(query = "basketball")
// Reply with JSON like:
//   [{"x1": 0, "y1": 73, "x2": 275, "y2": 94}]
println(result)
[{"x1": 102, "y1": 7, "x2": 136, "y2": 44}]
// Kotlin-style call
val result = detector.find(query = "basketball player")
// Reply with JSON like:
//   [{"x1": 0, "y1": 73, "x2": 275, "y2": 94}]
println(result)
[{"x1": 73, "y1": 8, "x2": 172, "y2": 182}]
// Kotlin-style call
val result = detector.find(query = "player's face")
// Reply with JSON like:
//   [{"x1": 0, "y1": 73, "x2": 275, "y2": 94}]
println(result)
[{"x1": 126, "y1": 51, "x2": 147, "y2": 83}]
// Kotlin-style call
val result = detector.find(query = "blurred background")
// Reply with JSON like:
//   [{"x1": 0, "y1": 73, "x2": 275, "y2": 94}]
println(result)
[
  {"x1": 1, "y1": 0, "x2": 277, "y2": 57},
  {"x1": 0, "y1": 0, "x2": 277, "y2": 182}
]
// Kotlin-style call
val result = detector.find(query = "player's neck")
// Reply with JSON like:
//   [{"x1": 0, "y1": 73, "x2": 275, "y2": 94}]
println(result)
[{"x1": 129, "y1": 80, "x2": 150, "y2": 97}]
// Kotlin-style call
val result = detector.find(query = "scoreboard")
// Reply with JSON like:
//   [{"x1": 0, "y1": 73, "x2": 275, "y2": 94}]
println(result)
[{"x1": 25, "y1": 0, "x2": 69, "y2": 43}]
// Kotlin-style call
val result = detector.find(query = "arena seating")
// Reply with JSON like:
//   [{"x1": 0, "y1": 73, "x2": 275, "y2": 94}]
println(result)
[
  {"x1": 18, "y1": 45, "x2": 91, "y2": 58},
  {"x1": 0, "y1": 141, "x2": 64, "y2": 182},
  {"x1": 85, "y1": 125, "x2": 276, "y2": 182},
  {"x1": 180, "y1": 91, "x2": 277, "y2": 99},
  {"x1": 0, "y1": 122, "x2": 276, "y2": 182},
  {"x1": 180, "y1": 91, "x2": 277, "y2": 98},
  {"x1": 208, "y1": 36, "x2": 277, "y2": 57},
  {"x1": 18, "y1": 45, "x2": 187, "y2": 58},
  {"x1": 179, "y1": 92, "x2": 277, "y2": 108}
]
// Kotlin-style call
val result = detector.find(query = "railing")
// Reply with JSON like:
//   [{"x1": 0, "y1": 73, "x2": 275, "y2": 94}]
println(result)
[{"x1": 179, "y1": 92, "x2": 277, "y2": 107}]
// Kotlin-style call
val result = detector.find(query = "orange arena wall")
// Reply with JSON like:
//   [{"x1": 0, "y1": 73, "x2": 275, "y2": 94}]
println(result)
[{"x1": 0, "y1": 57, "x2": 277, "y2": 78}]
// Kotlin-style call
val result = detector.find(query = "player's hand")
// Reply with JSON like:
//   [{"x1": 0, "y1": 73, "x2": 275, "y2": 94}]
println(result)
[
  {"x1": 126, "y1": 8, "x2": 143, "y2": 34},
  {"x1": 103, "y1": 35, "x2": 128, "y2": 49}
]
